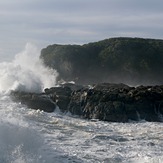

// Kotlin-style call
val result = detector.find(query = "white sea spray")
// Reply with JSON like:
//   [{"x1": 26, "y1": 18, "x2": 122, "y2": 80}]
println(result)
[{"x1": 0, "y1": 43, "x2": 58, "y2": 93}]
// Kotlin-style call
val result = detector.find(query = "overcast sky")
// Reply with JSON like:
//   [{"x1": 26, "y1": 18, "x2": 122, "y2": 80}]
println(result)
[{"x1": 0, "y1": 0, "x2": 163, "y2": 61}]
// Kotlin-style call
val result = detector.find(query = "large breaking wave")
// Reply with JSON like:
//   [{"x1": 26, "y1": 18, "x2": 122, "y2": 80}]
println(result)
[{"x1": 0, "y1": 43, "x2": 58, "y2": 93}]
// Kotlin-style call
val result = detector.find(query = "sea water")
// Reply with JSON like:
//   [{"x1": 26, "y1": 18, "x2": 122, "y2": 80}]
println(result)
[
  {"x1": 0, "y1": 44, "x2": 163, "y2": 163},
  {"x1": 0, "y1": 94, "x2": 163, "y2": 163}
]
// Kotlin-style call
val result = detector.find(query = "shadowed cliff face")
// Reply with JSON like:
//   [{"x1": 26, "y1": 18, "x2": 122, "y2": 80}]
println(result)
[{"x1": 40, "y1": 37, "x2": 163, "y2": 85}]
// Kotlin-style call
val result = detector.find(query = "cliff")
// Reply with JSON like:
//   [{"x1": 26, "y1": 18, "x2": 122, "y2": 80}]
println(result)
[{"x1": 40, "y1": 37, "x2": 163, "y2": 85}]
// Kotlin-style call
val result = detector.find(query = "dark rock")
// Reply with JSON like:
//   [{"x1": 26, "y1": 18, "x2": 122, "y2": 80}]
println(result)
[
  {"x1": 67, "y1": 83, "x2": 163, "y2": 122},
  {"x1": 40, "y1": 37, "x2": 163, "y2": 86},
  {"x1": 10, "y1": 83, "x2": 163, "y2": 122},
  {"x1": 10, "y1": 91, "x2": 56, "y2": 112},
  {"x1": 44, "y1": 85, "x2": 72, "y2": 112}
]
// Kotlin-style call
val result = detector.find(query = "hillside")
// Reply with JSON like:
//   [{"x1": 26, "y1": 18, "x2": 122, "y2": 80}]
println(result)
[{"x1": 40, "y1": 37, "x2": 163, "y2": 85}]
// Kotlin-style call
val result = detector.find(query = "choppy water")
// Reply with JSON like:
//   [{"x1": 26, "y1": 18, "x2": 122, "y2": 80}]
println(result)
[{"x1": 0, "y1": 94, "x2": 163, "y2": 163}]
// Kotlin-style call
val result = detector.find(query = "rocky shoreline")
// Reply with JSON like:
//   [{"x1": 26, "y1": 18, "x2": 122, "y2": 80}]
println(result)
[{"x1": 10, "y1": 83, "x2": 163, "y2": 122}]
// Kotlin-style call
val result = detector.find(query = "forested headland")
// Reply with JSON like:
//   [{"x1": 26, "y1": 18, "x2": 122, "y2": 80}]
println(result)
[{"x1": 41, "y1": 37, "x2": 163, "y2": 86}]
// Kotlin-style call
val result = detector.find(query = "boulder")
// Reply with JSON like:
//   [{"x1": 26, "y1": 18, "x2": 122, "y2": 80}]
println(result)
[
  {"x1": 10, "y1": 91, "x2": 56, "y2": 112},
  {"x1": 44, "y1": 85, "x2": 72, "y2": 112}
]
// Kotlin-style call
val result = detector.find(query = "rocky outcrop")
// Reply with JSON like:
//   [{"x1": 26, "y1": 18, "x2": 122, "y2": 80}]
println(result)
[
  {"x1": 10, "y1": 91, "x2": 56, "y2": 112},
  {"x1": 10, "y1": 83, "x2": 163, "y2": 122},
  {"x1": 68, "y1": 83, "x2": 163, "y2": 122},
  {"x1": 40, "y1": 37, "x2": 163, "y2": 85}
]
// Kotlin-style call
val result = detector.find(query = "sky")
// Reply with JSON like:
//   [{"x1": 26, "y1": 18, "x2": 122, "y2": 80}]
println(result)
[{"x1": 0, "y1": 0, "x2": 163, "y2": 61}]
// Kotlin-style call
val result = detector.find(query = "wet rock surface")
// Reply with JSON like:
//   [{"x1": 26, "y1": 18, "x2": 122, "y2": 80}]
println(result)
[
  {"x1": 10, "y1": 91, "x2": 56, "y2": 112},
  {"x1": 10, "y1": 83, "x2": 163, "y2": 122}
]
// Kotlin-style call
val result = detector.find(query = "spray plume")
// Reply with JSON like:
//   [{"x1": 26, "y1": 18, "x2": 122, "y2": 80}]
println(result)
[{"x1": 0, "y1": 43, "x2": 58, "y2": 93}]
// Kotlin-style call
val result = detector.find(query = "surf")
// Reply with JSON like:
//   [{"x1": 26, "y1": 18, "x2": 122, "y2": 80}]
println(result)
[{"x1": 0, "y1": 43, "x2": 58, "y2": 93}]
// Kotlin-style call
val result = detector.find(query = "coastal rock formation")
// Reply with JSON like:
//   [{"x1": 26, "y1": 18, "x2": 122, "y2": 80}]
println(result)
[
  {"x1": 10, "y1": 91, "x2": 56, "y2": 112},
  {"x1": 40, "y1": 37, "x2": 163, "y2": 85},
  {"x1": 68, "y1": 83, "x2": 163, "y2": 122},
  {"x1": 10, "y1": 83, "x2": 163, "y2": 122}
]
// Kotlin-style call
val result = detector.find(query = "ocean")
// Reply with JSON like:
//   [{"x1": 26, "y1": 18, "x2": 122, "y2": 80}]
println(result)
[{"x1": 0, "y1": 44, "x2": 163, "y2": 163}]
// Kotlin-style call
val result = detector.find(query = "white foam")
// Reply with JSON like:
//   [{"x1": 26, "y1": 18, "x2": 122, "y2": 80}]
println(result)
[
  {"x1": 0, "y1": 43, "x2": 58, "y2": 93},
  {"x1": 0, "y1": 93, "x2": 163, "y2": 163}
]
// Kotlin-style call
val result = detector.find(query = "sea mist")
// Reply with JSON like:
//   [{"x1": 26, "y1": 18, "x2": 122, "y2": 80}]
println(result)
[{"x1": 0, "y1": 43, "x2": 58, "y2": 93}]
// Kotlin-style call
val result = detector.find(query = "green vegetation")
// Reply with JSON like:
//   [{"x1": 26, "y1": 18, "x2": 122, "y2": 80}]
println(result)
[{"x1": 40, "y1": 37, "x2": 163, "y2": 85}]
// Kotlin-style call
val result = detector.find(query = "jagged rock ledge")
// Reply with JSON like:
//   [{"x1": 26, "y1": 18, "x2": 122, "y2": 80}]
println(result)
[{"x1": 10, "y1": 83, "x2": 163, "y2": 122}]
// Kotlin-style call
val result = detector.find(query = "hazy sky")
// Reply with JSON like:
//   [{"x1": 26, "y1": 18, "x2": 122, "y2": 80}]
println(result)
[{"x1": 0, "y1": 0, "x2": 163, "y2": 61}]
